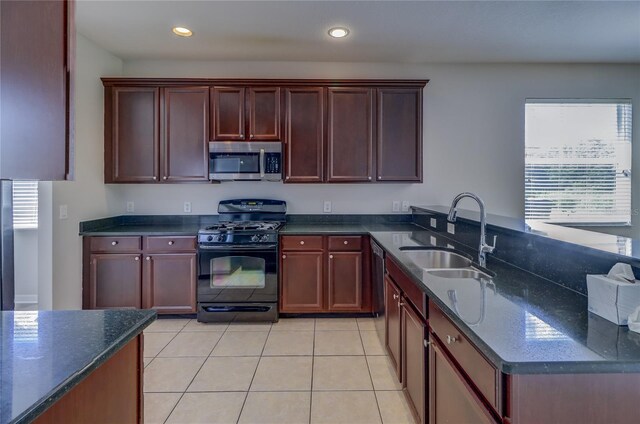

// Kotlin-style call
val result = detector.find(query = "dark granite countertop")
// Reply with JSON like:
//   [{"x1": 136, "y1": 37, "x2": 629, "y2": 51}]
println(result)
[
  {"x1": 369, "y1": 229, "x2": 640, "y2": 374},
  {"x1": 280, "y1": 222, "x2": 418, "y2": 234},
  {"x1": 1, "y1": 309, "x2": 156, "y2": 424},
  {"x1": 80, "y1": 224, "x2": 202, "y2": 236}
]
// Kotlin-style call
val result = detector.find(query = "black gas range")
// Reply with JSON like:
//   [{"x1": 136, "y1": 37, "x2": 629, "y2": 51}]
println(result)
[{"x1": 196, "y1": 199, "x2": 286, "y2": 323}]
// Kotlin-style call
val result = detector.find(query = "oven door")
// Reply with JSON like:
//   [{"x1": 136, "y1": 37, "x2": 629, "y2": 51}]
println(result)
[{"x1": 197, "y1": 245, "x2": 278, "y2": 303}]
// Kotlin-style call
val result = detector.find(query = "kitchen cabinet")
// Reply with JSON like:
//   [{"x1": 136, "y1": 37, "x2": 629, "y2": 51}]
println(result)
[
  {"x1": 376, "y1": 88, "x2": 423, "y2": 182},
  {"x1": 429, "y1": 334, "x2": 497, "y2": 424},
  {"x1": 211, "y1": 86, "x2": 281, "y2": 141},
  {"x1": 327, "y1": 88, "x2": 374, "y2": 182},
  {"x1": 105, "y1": 86, "x2": 209, "y2": 183},
  {"x1": 385, "y1": 276, "x2": 402, "y2": 379},
  {"x1": 88, "y1": 254, "x2": 142, "y2": 309},
  {"x1": 280, "y1": 235, "x2": 371, "y2": 313},
  {"x1": 284, "y1": 87, "x2": 325, "y2": 182},
  {"x1": 163, "y1": 86, "x2": 209, "y2": 182},
  {"x1": 403, "y1": 299, "x2": 427, "y2": 424},
  {"x1": 0, "y1": 0, "x2": 75, "y2": 180},
  {"x1": 83, "y1": 236, "x2": 197, "y2": 314}
]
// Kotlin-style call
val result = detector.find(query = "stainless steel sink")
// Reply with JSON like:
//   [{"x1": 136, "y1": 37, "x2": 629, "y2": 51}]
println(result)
[
  {"x1": 399, "y1": 248, "x2": 473, "y2": 269},
  {"x1": 427, "y1": 268, "x2": 493, "y2": 280}
]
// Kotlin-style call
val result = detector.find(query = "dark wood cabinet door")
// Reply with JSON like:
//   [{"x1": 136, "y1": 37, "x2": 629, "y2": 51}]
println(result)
[
  {"x1": 327, "y1": 251, "x2": 363, "y2": 311},
  {"x1": 249, "y1": 87, "x2": 281, "y2": 140},
  {"x1": 402, "y1": 302, "x2": 427, "y2": 424},
  {"x1": 211, "y1": 86, "x2": 245, "y2": 140},
  {"x1": 284, "y1": 87, "x2": 324, "y2": 183},
  {"x1": 429, "y1": 335, "x2": 497, "y2": 424},
  {"x1": 143, "y1": 253, "x2": 196, "y2": 314},
  {"x1": 163, "y1": 86, "x2": 209, "y2": 182},
  {"x1": 327, "y1": 88, "x2": 373, "y2": 182},
  {"x1": 89, "y1": 254, "x2": 142, "y2": 309},
  {"x1": 385, "y1": 275, "x2": 402, "y2": 380},
  {"x1": 280, "y1": 251, "x2": 324, "y2": 312},
  {"x1": 377, "y1": 88, "x2": 422, "y2": 182},
  {"x1": 0, "y1": 0, "x2": 74, "y2": 180},
  {"x1": 108, "y1": 87, "x2": 160, "y2": 182}
]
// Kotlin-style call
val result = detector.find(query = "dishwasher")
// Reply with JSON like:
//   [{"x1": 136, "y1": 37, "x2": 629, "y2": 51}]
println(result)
[{"x1": 371, "y1": 240, "x2": 386, "y2": 348}]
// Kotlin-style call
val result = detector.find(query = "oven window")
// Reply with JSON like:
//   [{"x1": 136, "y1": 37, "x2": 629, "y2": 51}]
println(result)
[
  {"x1": 210, "y1": 256, "x2": 266, "y2": 289},
  {"x1": 211, "y1": 153, "x2": 260, "y2": 173}
]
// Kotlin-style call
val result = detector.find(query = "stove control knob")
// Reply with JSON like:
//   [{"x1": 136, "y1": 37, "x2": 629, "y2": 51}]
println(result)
[
  {"x1": 215, "y1": 235, "x2": 224, "y2": 242},
  {"x1": 207, "y1": 235, "x2": 213, "y2": 242},
  {"x1": 261, "y1": 235, "x2": 270, "y2": 242},
  {"x1": 251, "y1": 235, "x2": 260, "y2": 242}
]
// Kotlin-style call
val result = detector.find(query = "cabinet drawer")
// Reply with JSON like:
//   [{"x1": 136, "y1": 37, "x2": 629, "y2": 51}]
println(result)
[
  {"x1": 385, "y1": 257, "x2": 426, "y2": 320},
  {"x1": 144, "y1": 236, "x2": 196, "y2": 252},
  {"x1": 428, "y1": 299, "x2": 499, "y2": 411},
  {"x1": 90, "y1": 237, "x2": 141, "y2": 253},
  {"x1": 281, "y1": 236, "x2": 323, "y2": 251},
  {"x1": 328, "y1": 236, "x2": 362, "y2": 251}
]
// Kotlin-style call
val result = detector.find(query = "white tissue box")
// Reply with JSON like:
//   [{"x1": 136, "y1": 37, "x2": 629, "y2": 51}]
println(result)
[{"x1": 587, "y1": 274, "x2": 640, "y2": 325}]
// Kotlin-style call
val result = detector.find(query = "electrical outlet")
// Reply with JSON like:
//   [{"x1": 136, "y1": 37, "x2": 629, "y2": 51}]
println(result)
[
  {"x1": 430, "y1": 218, "x2": 437, "y2": 228},
  {"x1": 447, "y1": 223, "x2": 455, "y2": 234},
  {"x1": 430, "y1": 236, "x2": 437, "y2": 245},
  {"x1": 392, "y1": 234, "x2": 401, "y2": 245},
  {"x1": 184, "y1": 202, "x2": 192, "y2": 213},
  {"x1": 126, "y1": 201, "x2": 135, "y2": 213},
  {"x1": 447, "y1": 243, "x2": 455, "y2": 249},
  {"x1": 323, "y1": 201, "x2": 332, "y2": 213},
  {"x1": 59, "y1": 205, "x2": 68, "y2": 220},
  {"x1": 392, "y1": 201, "x2": 400, "y2": 212},
  {"x1": 401, "y1": 201, "x2": 410, "y2": 212}
]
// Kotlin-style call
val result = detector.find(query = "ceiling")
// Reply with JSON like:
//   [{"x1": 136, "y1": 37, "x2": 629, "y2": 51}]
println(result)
[{"x1": 76, "y1": 1, "x2": 640, "y2": 63}]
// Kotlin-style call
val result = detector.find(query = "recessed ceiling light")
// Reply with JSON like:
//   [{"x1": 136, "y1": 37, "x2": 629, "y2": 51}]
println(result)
[
  {"x1": 328, "y1": 27, "x2": 350, "y2": 39},
  {"x1": 172, "y1": 27, "x2": 193, "y2": 37}
]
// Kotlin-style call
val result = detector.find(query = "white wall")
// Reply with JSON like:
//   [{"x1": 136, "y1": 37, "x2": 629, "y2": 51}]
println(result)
[
  {"x1": 50, "y1": 34, "x2": 122, "y2": 310},
  {"x1": 117, "y1": 61, "x2": 640, "y2": 233}
]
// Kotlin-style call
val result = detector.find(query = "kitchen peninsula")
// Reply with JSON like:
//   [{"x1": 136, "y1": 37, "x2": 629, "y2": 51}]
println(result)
[{"x1": 1, "y1": 309, "x2": 155, "y2": 424}]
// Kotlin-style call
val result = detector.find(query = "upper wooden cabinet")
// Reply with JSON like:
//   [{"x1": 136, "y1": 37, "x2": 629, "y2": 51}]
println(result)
[
  {"x1": 102, "y1": 79, "x2": 427, "y2": 184},
  {"x1": 104, "y1": 85, "x2": 209, "y2": 183},
  {"x1": 0, "y1": 0, "x2": 75, "y2": 180},
  {"x1": 211, "y1": 86, "x2": 281, "y2": 141},
  {"x1": 284, "y1": 87, "x2": 325, "y2": 183},
  {"x1": 327, "y1": 88, "x2": 374, "y2": 182},
  {"x1": 376, "y1": 88, "x2": 423, "y2": 182},
  {"x1": 163, "y1": 86, "x2": 209, "y2": 182}
]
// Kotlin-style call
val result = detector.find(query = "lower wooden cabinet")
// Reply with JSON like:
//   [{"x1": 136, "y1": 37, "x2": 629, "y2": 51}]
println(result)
[
  {"x1": 143, "y1": 253, "x2": 197, "y2": 314},
  {"x1": 89, "y1": 254, "x2": 142, "y2": 309},
  {"x1": 385, "y1": 275, "x2": 402, "y2": 379},
  {"x1": 280, "y1": 251, "x2": 324, "y2": 313},
  {"x1": 403, "y1": 300, "x2": 427, "y2": 424},
  {"x1": 279, "y1": 235, "x2": 371, "y2": 313},
  {"x1": 429, "y1": 334, "x2": 497, "y2": 424},
  {"x1": 84, "y1": 236, "x2": 197, "y2": 314}
]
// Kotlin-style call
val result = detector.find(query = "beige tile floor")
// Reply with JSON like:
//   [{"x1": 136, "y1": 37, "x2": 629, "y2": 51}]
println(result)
[{"x1": 143, "y1": 317, "x2": 415, "y2": 424}]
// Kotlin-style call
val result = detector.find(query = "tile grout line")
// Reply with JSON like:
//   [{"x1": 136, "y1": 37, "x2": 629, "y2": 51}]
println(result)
[
  {"x1": 236, "y1": 323, "x2": 273, "y2": 424},
  {"x1": 359, "y1": 328, "x2": 385, "y2": 424},
  {"x1": 309, "y1": 318, "x2": 317, "y2": 424}
]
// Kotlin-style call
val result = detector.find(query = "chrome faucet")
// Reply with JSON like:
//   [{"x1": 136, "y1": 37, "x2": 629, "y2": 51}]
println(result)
[{"x1": 447, "y1": 192, "x2": 497, "y2": 268}]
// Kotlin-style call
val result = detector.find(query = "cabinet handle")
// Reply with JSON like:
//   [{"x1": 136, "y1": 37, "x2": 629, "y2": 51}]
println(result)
[
  {"x1": 111, "y1": 241, "x2": 118, "y2": 246},
  {"x1": 299, "y1": 240, "x2": 305, "y2": 245},
  {"x1": 343, "y1": 240, "x2": 348, "y2": 245},
  {"x1": 163, "y1": 176, "x2": 168, "y2": 180},
  {"x1": 282, "y1": 254, "x2": 287, "y2": 259},
  {"x1": 134, "y1": 257, "x2": 140, "y2": 261},
  {"x1": 153, "y1": 176, "x2": 157, "y2": 180},
  {"x1": 145, "y1": 256, "x2": 151, "y2": 261},
  {"x1": 368, "y1": 176, "x2": 372, "y2": 180},
  {"x1": 393, "y1": 294, "x2": 399, "y2": 300},
  {"x1": 446, "y1": 335, "x2": 458, "y2": 345},
  {"x1": 329, "y1": 255, "x2": 334, "y2": 259},
  {"x1": 250, "y1": 134, "x2": 254, "y2": 139},
  {"x1": 168, "y1": 241, "x2": 175, "y2": 245},
  {"x1": 399, "y1": 302, "x2": 405, "y2": 307},
  {"x1": 424, "y1": 339, "x2": 431, "y2": 347}
]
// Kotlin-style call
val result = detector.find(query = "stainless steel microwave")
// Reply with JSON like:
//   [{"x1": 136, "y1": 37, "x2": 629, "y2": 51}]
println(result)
[{"x1": 209, "y1": 142, "x2": 282, "y2": 181}]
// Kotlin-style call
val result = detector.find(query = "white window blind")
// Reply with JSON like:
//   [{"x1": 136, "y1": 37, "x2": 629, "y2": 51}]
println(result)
[
  {"x1": 525, "y1": 100, "x2": 632, "y2": 225},
  {"x1": 12, "y1": 181, "x2": 38, "y2": 229}
]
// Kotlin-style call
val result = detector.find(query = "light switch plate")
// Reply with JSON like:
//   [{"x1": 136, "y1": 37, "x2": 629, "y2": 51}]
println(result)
[
  {"x1": 59, "y1": 205, "x2": 68, "y2": 220},
  {"x1": 447, "y1": 223, "x2": 455, "y2": 234},
  {"x1": 184, "y1": 202, "x2": 192, "y2": 213},
  {"x1": 126, "y1": 201, "x2": 135, "y2": 213},
  {"x1": 392, "y1": 201, "x2": 400, "y2": 212},
  {"x1": 323, "y1": 201, "x2": 332, "y2": 213},
  {"x1": 430, "y1": 218, "x2": 437, "y2": 228},
  {"x1": 401, "y1": 201, "x2": 410, "y2": 212}
]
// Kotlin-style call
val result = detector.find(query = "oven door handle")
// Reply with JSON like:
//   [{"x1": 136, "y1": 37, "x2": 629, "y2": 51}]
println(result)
[
  {"x1": 259, "y1": 148, "x2": 266, "y2": 178},
  {"x1": 198, "y1": 244, "x2": 278, "y2": 251}
]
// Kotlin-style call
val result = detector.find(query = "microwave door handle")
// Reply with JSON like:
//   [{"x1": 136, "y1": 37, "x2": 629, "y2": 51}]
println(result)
[{"x1": 259, "y1": 149, "x2": 266, "y2": 178}]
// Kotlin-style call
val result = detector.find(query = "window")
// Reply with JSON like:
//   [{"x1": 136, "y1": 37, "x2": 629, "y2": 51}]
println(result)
[
  {"x1": 525, "y1": 100, "x2": 632, "y2": 225},
  {"x1": 12, "y1": 181, "x2": 38, "y2": 229}
]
